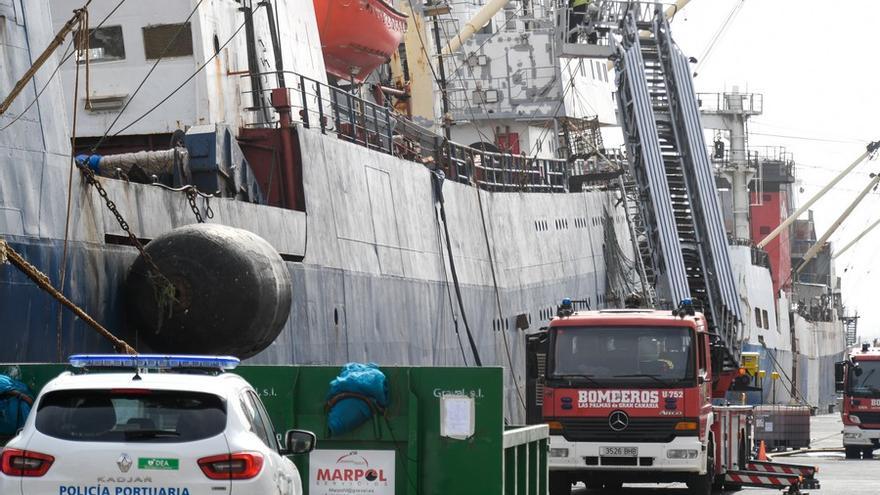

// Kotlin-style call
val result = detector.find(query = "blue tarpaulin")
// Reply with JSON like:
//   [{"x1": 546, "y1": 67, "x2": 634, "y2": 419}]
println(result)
[
  {"x1": 326, "y1": 363, "x2": 388, "y2": 436},
  {"x1": 0, "y1": 375, "x2": 32, "y2": 436}
]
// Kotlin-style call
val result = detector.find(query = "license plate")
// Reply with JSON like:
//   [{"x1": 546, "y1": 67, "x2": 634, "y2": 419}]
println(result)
[{"x1": 600, "y1": 446, "x2": 638, "y2": 457}]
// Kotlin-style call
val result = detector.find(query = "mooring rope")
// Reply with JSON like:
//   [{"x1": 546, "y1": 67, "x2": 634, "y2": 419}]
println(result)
[{"x1": 0, "y1": 239, "x2": 136, "y2": 355}]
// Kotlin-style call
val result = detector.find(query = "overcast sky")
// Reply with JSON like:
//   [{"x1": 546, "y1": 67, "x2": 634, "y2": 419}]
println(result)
[{"x1": 661, "y1": 0, "x2": 880, "y2": 341}]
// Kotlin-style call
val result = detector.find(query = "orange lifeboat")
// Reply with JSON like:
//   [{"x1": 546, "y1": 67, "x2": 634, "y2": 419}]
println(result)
[{"x1": 313, "y1": 0, "x2": 408, "y2": 83}]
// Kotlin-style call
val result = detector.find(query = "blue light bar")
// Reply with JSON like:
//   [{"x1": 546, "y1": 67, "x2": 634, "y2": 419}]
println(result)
[{"x1": 69, "y1": 354, "x2": 240, "y2": 370}]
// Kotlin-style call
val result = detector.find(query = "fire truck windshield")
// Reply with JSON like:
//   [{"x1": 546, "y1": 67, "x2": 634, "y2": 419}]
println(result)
[
  {"x1": 849, "y1": 360, "x2": 880, "y2": 396},
  {"x1": 549, "y1": 326, "x2": 695, "y2": 386}
]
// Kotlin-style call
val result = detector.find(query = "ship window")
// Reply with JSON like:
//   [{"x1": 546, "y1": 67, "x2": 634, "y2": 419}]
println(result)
[
  {"x1": 755, "y1": 309, "x2": 762, "y2": 328},
  {"x1": 143, "y1": 22, "x2": 194, "y2": 60},
  {"x1": 75, "y1": 25, "x2": 125, "y2": 63},
  {"x1": 762, "y1": 309, "x2": 770, "y2": 329}
]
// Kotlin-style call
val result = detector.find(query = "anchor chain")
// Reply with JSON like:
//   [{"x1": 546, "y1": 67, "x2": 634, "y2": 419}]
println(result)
[{"x1": 76, "y1": 163, "x2": 178, "y2": 321}]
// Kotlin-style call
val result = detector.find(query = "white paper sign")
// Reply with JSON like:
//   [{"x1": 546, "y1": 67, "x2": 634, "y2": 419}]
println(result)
[
  {"x1": 309, "y1": 449, "x2": 395, "y2": 495},
  {"x1": 764, "y1": 421, "x2": 774, "y2": 432},
  {"x1": 441, "y1": 395, "x2": 475, "y2": 439}
]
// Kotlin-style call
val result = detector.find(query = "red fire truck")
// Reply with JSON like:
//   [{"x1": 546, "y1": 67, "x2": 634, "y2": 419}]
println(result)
[
  {"x1": 527, "y1": 300, "x2": 820, "y2": 495},
  {"x1": 836, "y1": 343, "x2": 880, "y2": 459}
]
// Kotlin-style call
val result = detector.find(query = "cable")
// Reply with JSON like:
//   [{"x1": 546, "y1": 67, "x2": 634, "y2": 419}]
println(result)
[
  {"x1": 474, "y1": 177, "x2": 528, "y2": 411},
  {"x1": 433, "y1": 173, "x2": 483, "y2": 367},
  {"x1": 109, "y1": 3, "x2": 264, "y2": 138},
  {"x1": 89, "y1": 0, "x2": 205, "y2": 154},
  {"x1": 750, "y1": 131, "x2": 866, "y2": 145},
  {"x1": 751, "y1": 120, "x2": 874, "y2": 144},
  {"x1": 433, "y1": 188, "x2": 470, "y2": 366},
  {"x1": 57, "y1": 11, "x2": 91, "y2": 361},
  {"x1": 693, "y1": 0, "x2": 745, "y2": 75}
]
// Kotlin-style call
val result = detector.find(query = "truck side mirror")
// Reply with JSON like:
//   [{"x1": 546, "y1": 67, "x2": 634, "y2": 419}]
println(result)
[
  {"x1": 835, "y1": 362, "x2": 846, "y2": 393},
  {"x1": 282, "y1": 429, "x2": 317, "y2": 456}
]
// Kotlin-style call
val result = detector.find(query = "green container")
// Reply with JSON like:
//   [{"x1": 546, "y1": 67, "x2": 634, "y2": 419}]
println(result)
[
  {"x1": 1, "y1": 364, "x2": 545, "y2": 494},
  {"x1": 237, "y1": 366, "x2": 504, "y2": 495}
]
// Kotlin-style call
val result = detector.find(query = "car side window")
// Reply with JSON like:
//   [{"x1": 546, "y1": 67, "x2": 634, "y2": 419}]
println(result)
[
  {"x1": 240, "y1": 391, "x2": 273, "y2": 449},
  {"x1": 247, "y1": 390, "x2": 279, "y2": 450}
]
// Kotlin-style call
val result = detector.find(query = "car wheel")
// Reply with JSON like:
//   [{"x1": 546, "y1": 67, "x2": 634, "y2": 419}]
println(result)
[
  {"x1": 549, "y1": 473, "x2": 572, "y2": 495},
  {"x1": 862, "y1": 446, "x2": 874, "y2": 459},
  {"x1": 845, "y1": 446, "x2": 861, "y2": 459},
  {"x1": 603, "y1": 480, "x2": 623, "y2": 492}
]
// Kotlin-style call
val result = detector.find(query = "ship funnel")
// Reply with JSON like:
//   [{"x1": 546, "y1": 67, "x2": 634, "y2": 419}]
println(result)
[{"x1": 124, "y1": 224, "x2": 292, "y2": 359}]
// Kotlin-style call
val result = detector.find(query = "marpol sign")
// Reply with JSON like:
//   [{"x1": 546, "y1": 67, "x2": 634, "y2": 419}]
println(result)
[{"x1": 309, "y1": 449, "x2": 395, "y2": 495}]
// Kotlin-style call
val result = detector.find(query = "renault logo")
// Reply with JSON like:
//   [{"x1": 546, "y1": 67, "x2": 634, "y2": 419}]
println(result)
[
  {"x1": 608, "y1": 411, "x2": 629, "y2": 432},
  {"x1": 117, "y1": 454, "x2": 133, "y2": 473}
]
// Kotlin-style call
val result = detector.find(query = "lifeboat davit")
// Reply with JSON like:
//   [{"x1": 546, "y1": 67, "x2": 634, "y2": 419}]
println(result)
[{"x1": 314, "y1": 0, "x2": 408, "y2": 83}]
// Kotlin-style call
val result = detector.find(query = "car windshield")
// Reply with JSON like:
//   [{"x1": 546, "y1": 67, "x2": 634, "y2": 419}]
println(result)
[
  {"x1": 849, "y1": 361, "x2": 880, "y2": 396},
  {"x1": 550, "y1": 326, "x2": 696, "y2": 386},
  {"x1": 35, "y1": 389, "x2": 226, "y2": 443}
]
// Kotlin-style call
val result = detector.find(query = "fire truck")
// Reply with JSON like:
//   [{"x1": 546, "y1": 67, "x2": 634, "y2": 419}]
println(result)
[
  {"x1": 525, "y1": 2, "x2": 821, "y2": 494},
  {"x1": 836, "y1": 343, "x2": 880, "y2": 459},
  {"x1": 528, "y1": 300, "x2": 819, "y2": 494}
]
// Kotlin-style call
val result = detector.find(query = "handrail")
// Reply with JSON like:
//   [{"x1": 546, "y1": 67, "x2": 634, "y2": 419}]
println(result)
[
  {"x1": 502, "y1": 424, "x2": 548, "y2": 495},
  {"x1": 238, "y1": 71, "x2": 577, "y2": 193},
  {"x1": 503, "y1": 424, "x2": 549, "y2": 448}
]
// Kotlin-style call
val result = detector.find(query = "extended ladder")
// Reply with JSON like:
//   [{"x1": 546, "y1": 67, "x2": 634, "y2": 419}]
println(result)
[{"x1": 613, "y1": 4, "x2": 743, "y2": 368}]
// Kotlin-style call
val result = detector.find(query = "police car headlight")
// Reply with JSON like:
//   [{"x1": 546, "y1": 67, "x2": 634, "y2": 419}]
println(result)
[
  {"x1": 667, "y1": 449, "x2": 699, "y2": 459},
  {"x1": 850, "y1": 414, "x2": 861, "y2": 424},
  {"x1": 549, "y1": 448, "x2": 570, "y2": 458}
]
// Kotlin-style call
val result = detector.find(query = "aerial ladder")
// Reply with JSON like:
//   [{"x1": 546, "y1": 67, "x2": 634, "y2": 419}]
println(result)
[{"x1": 612, "y1": 3, "x2": 743, "y2": 375}]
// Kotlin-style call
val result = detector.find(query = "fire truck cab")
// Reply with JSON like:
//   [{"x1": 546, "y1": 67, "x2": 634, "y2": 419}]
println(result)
[
  {"x1": 536, "y1": 305, "x2": 719, "y2": 494},
  {"x1": 837, "y1": 343, "x2": 880, "y2": 459}
]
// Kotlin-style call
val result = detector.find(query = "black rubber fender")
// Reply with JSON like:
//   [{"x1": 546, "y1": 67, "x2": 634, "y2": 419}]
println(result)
[{"x1": 125, "y1": 223, "x2": 292, "y2": 358}]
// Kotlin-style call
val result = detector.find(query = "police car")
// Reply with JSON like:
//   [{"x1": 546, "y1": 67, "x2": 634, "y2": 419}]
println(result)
[{"x1": 0, "y1": 355, "x2": 316, "y2": 495}]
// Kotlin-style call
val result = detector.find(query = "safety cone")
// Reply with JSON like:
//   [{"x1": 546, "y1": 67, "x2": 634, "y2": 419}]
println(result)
[{"x1": 757, "y1": 440, "x2": 768, "y2": 461}]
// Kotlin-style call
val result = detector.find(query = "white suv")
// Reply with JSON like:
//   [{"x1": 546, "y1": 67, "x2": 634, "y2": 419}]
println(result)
[{"x1": 0, "y1": 355, "x2": 315, "y2": 495}]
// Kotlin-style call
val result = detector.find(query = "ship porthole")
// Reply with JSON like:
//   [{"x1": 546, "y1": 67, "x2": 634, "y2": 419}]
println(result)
[{"x1": 334, "y1": 308, "x2": 339, "y2": 325}]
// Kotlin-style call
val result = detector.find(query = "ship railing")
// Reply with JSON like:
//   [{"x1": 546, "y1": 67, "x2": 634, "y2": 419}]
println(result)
[
  {"x1": 446, "y1": 144, "x2": 568, "y2": 192},
  {"x1": 241, "y1": 71, "x2": 571, "y2": 192},
  {"x1": 696, "y1": 92, "x2": 764, "y2": 115},
  {"x1": 241, "y1": 72, "x2": 395, "y2": 154},
  {"x1": 555, "y1": 0, "x2": 679, "y2": 48}
]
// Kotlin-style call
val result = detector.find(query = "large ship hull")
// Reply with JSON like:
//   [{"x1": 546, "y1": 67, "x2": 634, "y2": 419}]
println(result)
[
  {"x1": 729, "y1": 247, "x2": 845, "y2": 411},
  {"x1": 1, "y1": 95, "x2": 628, "y2": 421}
]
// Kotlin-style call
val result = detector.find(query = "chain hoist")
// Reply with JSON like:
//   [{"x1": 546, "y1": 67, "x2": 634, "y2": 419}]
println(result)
[{"x1": 183, "y1": 186, "x2": 215, "y2": 223}]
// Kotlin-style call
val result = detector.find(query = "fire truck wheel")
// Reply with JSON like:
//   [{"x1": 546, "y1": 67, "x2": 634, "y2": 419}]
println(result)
[
  {"x1": 687, "y1": 439, "x2": 716, "y2": 495},
  {"x1": 549, "y1": 473, "x2": 572, "y2": 495},
  {"x1": 862, "y1": 447, "x2": 874, "y2": 459},
  {"x1": 602, "y1": 480, "x2": 623, "y2": 491},
  {"x1": 845, "y1": 446, "x2": 861, "y2": 459}
]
